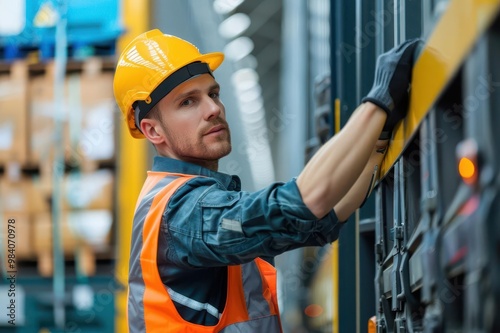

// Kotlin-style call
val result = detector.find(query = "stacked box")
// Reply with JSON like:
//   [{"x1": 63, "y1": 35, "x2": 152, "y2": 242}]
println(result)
[
  {"x1": 33, "y1": 209, "x2": 113, "y2": 276},
  {"x1": 29, "y1": 59, "x2": 116, "y2": 168},
  {"x1": 62, "y1": 169, "x2": 114, "y2": 211},
  {"x1": 65, "y1": 209, "x2": 113, "y2": 252},
  {"x1": 32, "y1": 168, "x2": 115, "y2": 276},
  {"x1": 0, "y1": 61, "x2": 28, "y2": 165},
  {"x1": 0, "y1": 174, "x2": 49, "y2": 272},
  {"x1": 67, "y1": 59, "x2": 116, "y2": 168},
  {"x1": 29, "y1": 62, "x2": 58, "y2": 165},
  {"x1": 0, "y1": 58, "x2": 117, "y2": 277}
]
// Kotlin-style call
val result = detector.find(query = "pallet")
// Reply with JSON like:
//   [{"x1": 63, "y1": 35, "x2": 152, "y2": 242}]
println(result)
[{"x1": 0, "y1": 39, "x2": 119, "y2": 61}]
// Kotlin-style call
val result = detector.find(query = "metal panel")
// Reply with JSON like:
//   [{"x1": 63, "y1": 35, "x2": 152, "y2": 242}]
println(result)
[
  {"x1": 379, "y1": 0, "x2": 500, "y2": 178},
  {"x1": 409, "y1": 245, "x2": 423, "y2": 290},
  {"x1": 333, "y1": 0, "x2": 358, "y2": 331}
]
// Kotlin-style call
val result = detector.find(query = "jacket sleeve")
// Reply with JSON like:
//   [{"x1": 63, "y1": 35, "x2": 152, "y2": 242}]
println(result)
[{"x1": 161, "y1": 177, "x2": 343, "y2": 268}]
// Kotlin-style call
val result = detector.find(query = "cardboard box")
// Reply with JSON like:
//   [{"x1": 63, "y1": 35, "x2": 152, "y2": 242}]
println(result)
[
  {"x1": 33, "y1": 210, "x2": 104, "y2": 277},
  {"x1": 33, "y1": 209, "x2": 113, "y2": 256},
  {"x1": 70, "y1": 59, "x2": 115, "y2": 164},
  {"x1": 28, "y1": 63, "x2": 59, "y2": 165},
  {"x1": 63, "y1": 169, "x2": 114, "y2": 210},
  {"x1": 33, "y1": 211, "x2": 77, "y2": 256},
  {"x1": 0, "y1": 61, "x2": 28, "y2": 165},
  {"x1": 32, "y1": 167, "x2": 114, "y2": 209},
  {"x1": 0, "y1": 176, "x2": 49, "y2": 265},
  {"x1": 0, "y1": 212, "x2": 32, "y2": 262},
  {"x1": 28, "y1": 59, "x2": 116, "y2": 166},
  {"x1": 0, "y1": 176, "x2": 49, "y2": 213}
]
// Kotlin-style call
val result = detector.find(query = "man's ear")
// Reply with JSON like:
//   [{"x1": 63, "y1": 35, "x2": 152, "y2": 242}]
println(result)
[{"x1": 140, "y1": 119, "x2": 164, "y2": 145}]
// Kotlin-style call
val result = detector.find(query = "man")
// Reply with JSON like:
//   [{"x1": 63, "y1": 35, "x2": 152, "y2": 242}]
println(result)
[{"x1": 113, "y1": 29, "x2": 420, "y2": 332}]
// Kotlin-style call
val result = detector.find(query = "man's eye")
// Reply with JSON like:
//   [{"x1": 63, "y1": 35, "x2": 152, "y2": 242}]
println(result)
[
  {"x1": 181, "y1": 99, "x2": 193, "y2": 106},
  {"x1": 210, "y1": 92, "x2": 220, "y2": 99}
]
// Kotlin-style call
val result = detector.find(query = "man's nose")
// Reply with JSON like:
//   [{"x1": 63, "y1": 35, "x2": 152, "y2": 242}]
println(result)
[{"x1": 204, "y1": 97, "x2": 222, "y2": 120}]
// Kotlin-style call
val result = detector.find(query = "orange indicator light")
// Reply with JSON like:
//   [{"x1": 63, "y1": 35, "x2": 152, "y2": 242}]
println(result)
[
  {"x1": 304, "y1": 304, "x2": 323, "y2": 318},
  {"x1": 458, "y1": 157, "x2": 476, "y2": 181}
]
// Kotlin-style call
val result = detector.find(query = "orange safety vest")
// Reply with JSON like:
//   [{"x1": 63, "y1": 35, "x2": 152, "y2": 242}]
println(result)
[{"x1": 128, "y1": 172, "x2": 283, "y2": 332}]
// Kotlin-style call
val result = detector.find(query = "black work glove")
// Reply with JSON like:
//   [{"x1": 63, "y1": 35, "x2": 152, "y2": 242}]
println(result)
[{"x1": 362, "y1": 38, "x2": 422, "y2": 139}]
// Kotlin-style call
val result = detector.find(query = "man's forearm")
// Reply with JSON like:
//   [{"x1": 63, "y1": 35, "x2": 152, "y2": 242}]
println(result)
[
  {"x1": 333, "y1": 140, "x2": 387, "y2": 221},
  {"x1": 296, "y1": 102, "x2": 387, "y2": 218}
]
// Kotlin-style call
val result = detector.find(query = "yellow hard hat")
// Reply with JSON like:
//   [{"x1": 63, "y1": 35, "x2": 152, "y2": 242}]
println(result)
[{"x1": 113, "y1": 29, "x2": 224, "y2": 138}]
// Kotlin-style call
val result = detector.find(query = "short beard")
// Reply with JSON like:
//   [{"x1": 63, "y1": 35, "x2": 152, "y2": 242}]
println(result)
[{"x1": 162, "y1": 121, "x2": 232, "y2": 164}]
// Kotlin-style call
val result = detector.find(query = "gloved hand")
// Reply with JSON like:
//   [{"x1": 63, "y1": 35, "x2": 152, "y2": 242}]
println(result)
[{"x1": 362, "y1": 38, "x2": 422, "y2": 139}]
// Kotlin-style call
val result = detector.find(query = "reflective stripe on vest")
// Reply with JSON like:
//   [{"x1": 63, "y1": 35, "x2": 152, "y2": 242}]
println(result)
[
  {"x1": 166, "y1": 287, "x2": 222, "y2": 319},
  {"x1": 128, "y1": 172, "x2": 282, "y2": 332}
]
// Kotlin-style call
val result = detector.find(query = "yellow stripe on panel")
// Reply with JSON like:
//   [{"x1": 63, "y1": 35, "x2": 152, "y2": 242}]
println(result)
[
  {"x1": 334, "y1": 98, "x2": 341, "y2": 134},
  {"x1": 115, "y1": 0, "x2": 149, "y2": 332},
  {"x1": 332, "y1": 98, "x2": 341, "y2": 333},
  {"x1": 332, "y1": 240, "x2": 339, "y2": 333},
  {"x1": 379, "y1": 0, "x2": 500, "y2": 178}
]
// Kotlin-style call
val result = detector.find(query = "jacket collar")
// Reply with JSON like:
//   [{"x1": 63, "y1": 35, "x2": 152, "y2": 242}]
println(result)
[{"x1": 152, "y1": 156, "x2": 241, "y2": 191}]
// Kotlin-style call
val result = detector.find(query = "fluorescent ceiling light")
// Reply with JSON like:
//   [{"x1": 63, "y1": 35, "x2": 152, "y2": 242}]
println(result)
[
  {"x1": 213, "y1": 0, "x2": 245, "y2": 15},
  {"x1": 224, "y1": 36, "x2": 254, "y2": 62},
  {"x1": 238, "y1": 85, "x2": 262, "y2": 103},
  {"x1": 239, "y1": 98, "x2": 264, "y2": 116},
  {"x1": 219, "y1": 13, "x2": 251, "y2": 39},
  {"x1": 237, "y1": 54, "x2": 258, "y2": 69},
  {"x1": 231, "y1": 68, "x2": 259, "y2": 91}
]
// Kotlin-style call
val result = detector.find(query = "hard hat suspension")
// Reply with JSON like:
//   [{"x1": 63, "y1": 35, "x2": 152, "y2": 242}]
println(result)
[{"x1": 133, "y1": 62, "x2": 214, "y2": 130}]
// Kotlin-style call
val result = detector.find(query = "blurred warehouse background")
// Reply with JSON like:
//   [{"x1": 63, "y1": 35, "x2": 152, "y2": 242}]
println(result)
[
  {"x1": 0, "y1": 0, "x2": 331, "y2": 332},
  {"x1": 5, "y1": 0, "x2": 494, "y2": 333}
]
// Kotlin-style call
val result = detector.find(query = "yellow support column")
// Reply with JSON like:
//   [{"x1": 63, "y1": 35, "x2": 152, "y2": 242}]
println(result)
[
  {"x1": 115, "y1": 1, "x2": 149, "y2": 332},
  {"x1": 332, "y1": 98, "x2": 341, "y2": 333}
]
